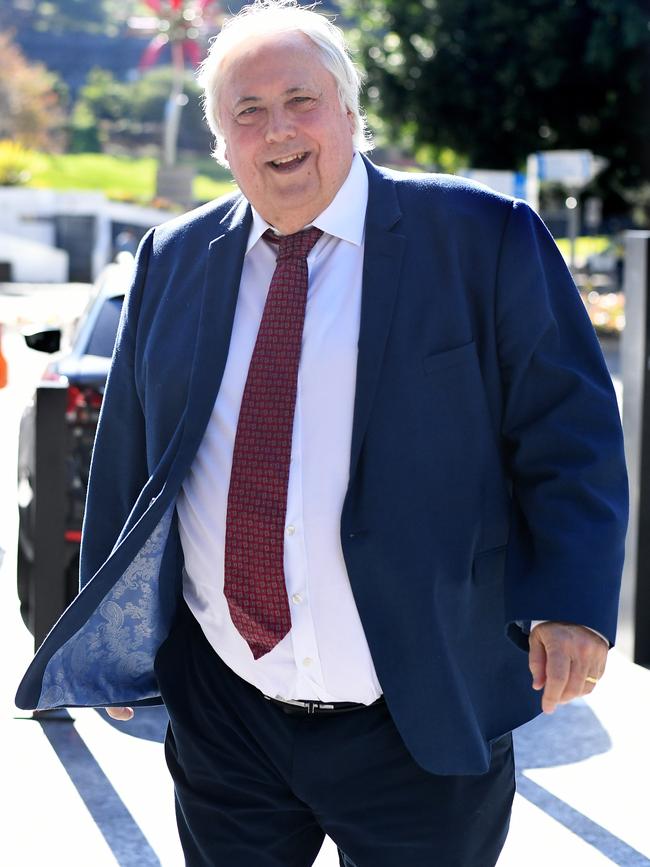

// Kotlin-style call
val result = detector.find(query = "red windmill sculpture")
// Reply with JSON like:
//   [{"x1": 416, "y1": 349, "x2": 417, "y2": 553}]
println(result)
[{"x1": 134, "y1": 0, "x2": 222, "y2": 167}]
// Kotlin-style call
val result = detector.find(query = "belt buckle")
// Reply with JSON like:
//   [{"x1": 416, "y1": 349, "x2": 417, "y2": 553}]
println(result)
[
  {"x1": 280, "y1": 698, "x2": 312, "y2": 711},
  {"x1": 274, "y1": 697, "x2": 335, "y2": 714},
  {"x1": 285, "y1": 698, "x2": 332, "y2": 714},
  {"x1": 264, "y1": 695, "x2": 340, "y2": 714},
  {"x1": 307, "y1": 700, "x2": 336, "y2": 714}
]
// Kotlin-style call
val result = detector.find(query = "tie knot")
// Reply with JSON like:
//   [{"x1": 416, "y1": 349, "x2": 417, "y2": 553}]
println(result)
[{"x1": 265, "y1": 227, "x2": 323, "y2": 261}]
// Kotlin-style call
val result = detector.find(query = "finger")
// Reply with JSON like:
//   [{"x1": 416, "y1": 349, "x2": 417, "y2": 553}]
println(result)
[
  {"x1": 561, "y1": 660, "x2": 592, "y2": 703},
  {"x1": 105, "y1": 706, "x2": 134, "y2": 721},
  {"x1": 564, "y1": 642, "x2": 608, "y2": 701},
  {"x1": 582, "y1": 677, "x2": 598, "y2": 696},
  {"x1": 528, "y1": 629, "x2": 547, "y2": 691},
  {"x1": 540, "y1": 648, "x2": 571, "y2": 714}
]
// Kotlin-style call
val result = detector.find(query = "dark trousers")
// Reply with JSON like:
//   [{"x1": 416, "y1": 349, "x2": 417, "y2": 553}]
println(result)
[{"x1": 154, "y1": 608, "x2": 515, "y2": 867}]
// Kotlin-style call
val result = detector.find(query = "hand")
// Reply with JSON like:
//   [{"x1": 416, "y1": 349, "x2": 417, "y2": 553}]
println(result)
[
  {"x1": 105, "y1": 706, "x2": 135, "y2": 721},
  {"x1": 528, "y1": 621, "x2": 608, "y2": 714}
]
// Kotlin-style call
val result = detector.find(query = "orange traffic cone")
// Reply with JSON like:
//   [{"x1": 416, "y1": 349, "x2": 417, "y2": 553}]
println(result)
[{"x1": 0, "y1": 325, "x2": 8, "y2": 389}]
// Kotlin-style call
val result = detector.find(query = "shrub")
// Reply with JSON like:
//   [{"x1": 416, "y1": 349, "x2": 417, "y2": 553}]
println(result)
[{"x1": 0, "y1": 140, "x2": 32, "y2": 185}]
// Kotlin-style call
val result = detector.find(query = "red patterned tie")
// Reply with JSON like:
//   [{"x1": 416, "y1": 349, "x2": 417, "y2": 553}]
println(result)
[{"x1": 224, "y1": 226, "x2": 323, "y2": 659}]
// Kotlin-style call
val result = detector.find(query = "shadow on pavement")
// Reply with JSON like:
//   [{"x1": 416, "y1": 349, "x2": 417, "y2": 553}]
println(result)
[
  {"x1": 514, "y1": 700, "x2": 611, "y2": 768},
  {"x1": 36, "y1": 710, "x2": 162, "y2": 866},
  {"x1": 515, "y1": 775, "x2": 649, "y2": 866},
  {"x1": 35, "y1": 699, "x2": 649, "y2": 866},
  {"x1": 515, "y1": 702, "x2": 650, "y2": 866}
]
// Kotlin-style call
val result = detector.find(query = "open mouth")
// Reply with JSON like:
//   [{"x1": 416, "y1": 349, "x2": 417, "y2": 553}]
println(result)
[{"x1": 268, "y1": 152, "x2": 309, "y2": 171}]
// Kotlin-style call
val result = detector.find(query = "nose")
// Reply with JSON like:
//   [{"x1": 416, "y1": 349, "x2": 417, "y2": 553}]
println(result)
[{"x1": 264, "y1": 105, "x2": 296, "y2": 143}]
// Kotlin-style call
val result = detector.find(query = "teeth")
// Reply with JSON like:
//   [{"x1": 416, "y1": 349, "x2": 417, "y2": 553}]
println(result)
[{"x1": 273, "y1": 153, "x2": 305, "y2": 166}]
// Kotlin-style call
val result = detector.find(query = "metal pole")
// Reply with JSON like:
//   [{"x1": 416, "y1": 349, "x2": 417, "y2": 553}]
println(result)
[
  {"x1": 163, "y1": 40, "x2": 185, "y2": 168},
  {"x1": 30, "y1": 383, "x2": 69, "y2": 650},
  {"x1": 621, "y1": 231, "x2": 650, "y2": 666},
  {"x1": 566, "y1": 189, "x2": 580, "y2": 272}
]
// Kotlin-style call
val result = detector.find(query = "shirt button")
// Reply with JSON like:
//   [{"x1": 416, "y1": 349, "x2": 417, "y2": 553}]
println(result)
[
  {"x1": 302, "y1": 657, "x2": 313, "y2": 667},
  {"x1": 291, "y1": 593, "x2": 303, "y2": 604},
  {"x1": 286, "y1": 525, "x2": 296, "y2": 536}
]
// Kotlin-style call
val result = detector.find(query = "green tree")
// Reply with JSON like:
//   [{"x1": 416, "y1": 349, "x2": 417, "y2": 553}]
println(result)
[
  {"x1": 75, "y1": 68, "x2": 126, "y2": 124},
  {"x1": 345, "y1": 0, "x2": 650, "y2": 195},
  {"x1": 71, "y1": 66, "x2": 212, "y2": 154},
  {"x1": 28, "y1": 0, "x2": 121, "y2": 33},
  {"x1": 0, "y1": 31, "x2": 64, "y2": 149},
  {"x1": 0, "y1": 0, "x2": 146, "y2": 34}
]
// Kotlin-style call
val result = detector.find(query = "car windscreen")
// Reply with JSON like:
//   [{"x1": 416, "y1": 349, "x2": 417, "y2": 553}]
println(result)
[{"x1": 84, "y1": 296, "x2": 125, "y2": 358}]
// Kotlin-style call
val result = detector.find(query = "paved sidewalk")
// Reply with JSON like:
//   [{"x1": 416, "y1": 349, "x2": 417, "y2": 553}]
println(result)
[
  {"x1": 2, "y1": 309, "x2": 649, "y2": 866},
  {"x1": 5, "y1": 616, "x2": 650, "y2": 866}
]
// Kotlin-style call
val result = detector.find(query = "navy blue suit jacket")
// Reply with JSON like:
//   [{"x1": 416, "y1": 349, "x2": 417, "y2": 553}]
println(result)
[{"x1": 16, "y1": 157, "x2": 627, "y2": 774}]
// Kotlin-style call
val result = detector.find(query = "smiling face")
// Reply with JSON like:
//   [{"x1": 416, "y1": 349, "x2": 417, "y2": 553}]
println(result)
[{"x1": 218, "y1": 31, "x2": 355, "y2": 234}]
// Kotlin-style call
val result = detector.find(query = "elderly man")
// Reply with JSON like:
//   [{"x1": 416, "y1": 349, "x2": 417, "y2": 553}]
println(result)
[{"x1": 17, "y1": 1, "x2": 627, "y2": 865}]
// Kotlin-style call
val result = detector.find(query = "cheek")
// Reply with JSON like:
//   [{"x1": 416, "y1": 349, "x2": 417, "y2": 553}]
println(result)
[
  {"x1": 320, "y1": 109, "x2": 355, "y2": 148},
  {"x1": 225, "y1": 134, "x2": 254, "y2": 173}
]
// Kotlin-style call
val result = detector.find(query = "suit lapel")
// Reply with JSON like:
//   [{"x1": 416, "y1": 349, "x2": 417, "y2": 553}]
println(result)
[
  {"x1": 171, "y1": 197, "x2": 252, "y2": 480},
  {"x1": 349, "y1": 159, "x2": 405, "y2": 482},
  {"x1": 167, "y1": 163, "x2": 405, "y2": 491}
]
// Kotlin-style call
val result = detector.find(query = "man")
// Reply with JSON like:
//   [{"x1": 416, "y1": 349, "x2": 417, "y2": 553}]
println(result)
[{"x1": 17, "y1": 1, "x2": 627, "y2": 864}]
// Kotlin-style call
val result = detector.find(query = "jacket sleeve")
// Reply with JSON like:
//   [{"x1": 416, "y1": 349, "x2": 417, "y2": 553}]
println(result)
[
  {"x1": 79, "y1": 229, "x2": 154, "y2": 589},
  {"x1": 495, "y1": 200, "x2": 628, "y2": 647}
]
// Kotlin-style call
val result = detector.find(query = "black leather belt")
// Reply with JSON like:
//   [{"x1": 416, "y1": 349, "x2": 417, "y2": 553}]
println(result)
[{"x1": 264, "y1": 695, "x2": 385, "y2": 716}]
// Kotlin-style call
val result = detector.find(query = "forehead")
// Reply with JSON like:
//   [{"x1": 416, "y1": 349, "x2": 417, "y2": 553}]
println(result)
[{"x1": 220, "y1": 32, "x2": 334, "y2": 102}]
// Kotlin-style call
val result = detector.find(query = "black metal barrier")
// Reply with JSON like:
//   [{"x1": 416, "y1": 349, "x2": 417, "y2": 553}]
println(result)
[
  {"x1": 621, "y1": 231, "x2": 650, "y2": 666},
  {"x1": 30, "y1": 382, "x2": 69, "y2": 650}
]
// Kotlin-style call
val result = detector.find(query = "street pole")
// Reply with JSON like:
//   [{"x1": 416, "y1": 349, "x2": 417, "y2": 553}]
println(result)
[
  {"x1": 163, "y1": 39, "x2": 186, "y2": 168},
  {"x1": 621, "y1": 230, "x2": 650, "y2": 666},
  {"x1": 566, "y1": 190, "x2": 580, "y2": 272}
]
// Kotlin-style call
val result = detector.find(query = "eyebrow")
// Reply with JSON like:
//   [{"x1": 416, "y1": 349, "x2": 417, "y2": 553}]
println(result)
[
  {"x1": 233, "y1": 86, "x2": 316, "y2": 109},
  {"x1": 233, "y1": 96, "x2": 262, "y2": 109}
]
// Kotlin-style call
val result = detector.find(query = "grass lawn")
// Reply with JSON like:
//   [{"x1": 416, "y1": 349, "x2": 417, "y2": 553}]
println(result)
[
  {"x1": 11, "y1": 153, "x2": 621, "y2": 261},
  {"x1": 555, "y1": 235, "x2": 611, "y2": 262},
  {"x1": 24, "y1": 151, "x2": 235, "y2": 205}
]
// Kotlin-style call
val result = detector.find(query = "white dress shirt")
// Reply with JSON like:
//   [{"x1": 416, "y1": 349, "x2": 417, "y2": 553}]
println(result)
[
  {"x1": 177, "y1": 154, "x2": 604, "y2": 705},
  {"x1": 177, "y1": 153, "x2": 383, "y2": 703}
]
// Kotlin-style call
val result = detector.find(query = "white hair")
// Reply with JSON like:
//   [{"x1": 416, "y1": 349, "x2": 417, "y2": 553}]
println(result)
[{"x1": 197, "y1": 0, "x2": 373, "y2": 166}]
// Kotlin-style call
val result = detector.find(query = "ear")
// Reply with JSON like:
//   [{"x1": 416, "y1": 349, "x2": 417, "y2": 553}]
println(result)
[{"x1": 346, "y1": 109, "x2": 355, "y2": 135}]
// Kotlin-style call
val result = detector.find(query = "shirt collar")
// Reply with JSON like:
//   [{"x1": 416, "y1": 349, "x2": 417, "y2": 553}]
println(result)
[{"x1": 246, "y1": 152, "x2": 368, "y2": 254}]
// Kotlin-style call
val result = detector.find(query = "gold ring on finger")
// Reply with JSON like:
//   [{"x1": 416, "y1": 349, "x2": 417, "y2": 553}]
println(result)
[{"x1": 585, "y1": 676, "x2": 599, "y2": 685}]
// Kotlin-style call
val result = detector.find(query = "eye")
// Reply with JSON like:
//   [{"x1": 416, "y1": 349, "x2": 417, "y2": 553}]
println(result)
[
  {"x1": 290, "y1": 96, "x2": 315, "y2": 107},
  {"x1": 235, "y1": 105, "x2": 261, "y2": 120}
]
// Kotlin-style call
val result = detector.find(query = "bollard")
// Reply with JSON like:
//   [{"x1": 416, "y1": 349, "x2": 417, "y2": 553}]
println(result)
[
  {"x1": 30, "y1": 382, "x2": 69, "y2": 651},
  {"x1": 621, "y1": 230, "x2": 650, "y2": 666}
]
